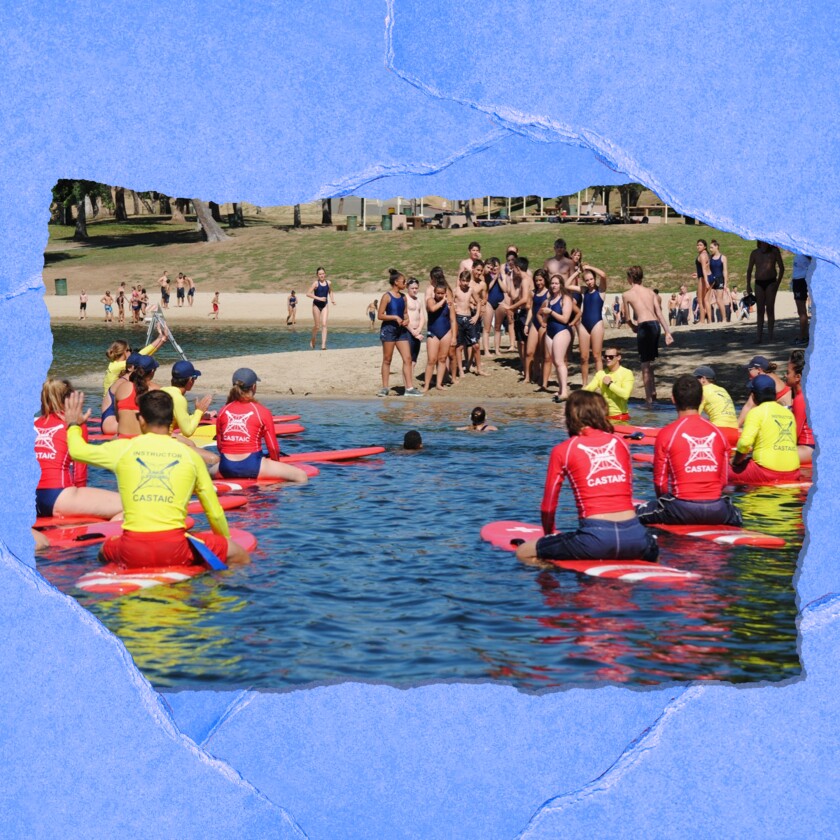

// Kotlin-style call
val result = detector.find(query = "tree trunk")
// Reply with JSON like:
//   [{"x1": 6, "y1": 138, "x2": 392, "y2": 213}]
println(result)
[
  {"x1": 193, "y1": 198, "x2": 229, "y2": 242},
  {"x1": 130, "y1": 190, "x2": 141, "y2": 215},
  {"x1": 464, "y1": 198, "x2": 473, "y2": 225},
  {"x1": 232, "y1": 202, "x2": 245, "y2": 227},
  {"x1": 293, "y1": 204, "x2": 302, "y2": 228},
  {"x1": 73, "y1": 194, "x2": 89, "y2": 241},
  {"x1": 321, "y1": 199, "x2": 333, "y2": 225},
  {"x1": 159, "y1": 195, "x2": 172, "y2": 215},
  {"x1": 603, "y1": 186, "x2": 613, "y2": 213},
  {"x1": 113, "y1": 187, "x2": 128, "y2": 221},
  {"x1": 209, "y1": 201, "x2": 222, "y2": 223},
  {"x1": 169, "y1": 198, "x2": 187, "y2": 223}
]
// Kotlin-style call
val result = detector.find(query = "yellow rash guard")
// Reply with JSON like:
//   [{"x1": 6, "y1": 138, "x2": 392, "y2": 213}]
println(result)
[
  {"x1": 736, "y1": 401, "x2": 800, "y2": 472},
  {"x1": 102, "y1": 341, "x2": 160, "y2": 396},
  {"x1": 699, "y1": 383, "x2": 738, "y2": 428},
  {"x1": 67, "y1": 426, "x2": 229, "y2": 535},
  {"x1": 161, "y1": 386, "x2": 204, "y2": 437},
  {"x1": 583, "y1": 366, "x2": 634, "y2": 417}
]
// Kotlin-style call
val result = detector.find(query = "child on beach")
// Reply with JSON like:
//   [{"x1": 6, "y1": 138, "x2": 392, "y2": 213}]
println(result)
[
  {"x1": 100, "y1": 290, "x2": 114, "y2": 323},
  {"x1": 79, "y1": 290, "x2": 88, "y2": 320},
  {"x1": 377, "y1": 269, "x2": 420, "y2": 397},
  {"x1": 209, "y1": 291, "x2": 220, "y2": 319},
  {"x1": 287, "y1": 290, "x2": 297, "y2": 325}
]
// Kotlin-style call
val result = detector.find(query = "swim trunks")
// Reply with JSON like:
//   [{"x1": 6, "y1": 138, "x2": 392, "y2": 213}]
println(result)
[
  {"x1": 513, "y1": 309, "x2": 528, "y2": 343},
  {"x1": 456, "y1": 314, "x2": 480, "y2": 347},
  {"x1": 536, "y1": 516, "x2": 658, "y2": 562},
  {"x1": 100, "y1": 528, "x2": 229, "y2": 570},
  {"x1": 636, "y1": 320, "x2": 661, "y2": 363},
  {"x1": 407, "y1": 334, "x2": 421, "y2": 363},
  {"x1": 380, "y1": 322, "x2": 409, "y2": 343},
  {"x1": 177, "y1": 287, "x2": 185, "y2": 300},
  {"x1": 635, "y1": 494, "x2": 742, "y2": 526},
  {"x1": 792, "y1": 278, "x2": 808, "y2": 302}
]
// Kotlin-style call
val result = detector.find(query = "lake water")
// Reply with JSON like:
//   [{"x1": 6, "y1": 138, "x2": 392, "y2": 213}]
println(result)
[{"x1": 36, "y1": 396, "x2": 803, "y2": 691}]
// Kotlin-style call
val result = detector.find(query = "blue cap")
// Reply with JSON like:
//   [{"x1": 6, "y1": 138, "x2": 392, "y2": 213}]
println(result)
[
  {"x1": 750, "y1": 374, "x2": 777, "y2": 402},
  {"x1": 232, "y1": 367, "x2": 260, "y2": 388},
  {"x1": 133, "y1": 354, "x2": 158, "y2": 373},
  {"x1": 172, "y1": 360, "x2": 201, "y2": 379},
  {"x1": 746, "y1": 355, "x2": 771, "y2": 371}
]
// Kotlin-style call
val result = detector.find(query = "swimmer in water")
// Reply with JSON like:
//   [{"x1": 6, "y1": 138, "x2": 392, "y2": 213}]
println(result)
[
  {"x1": 216, "y1": 368, "x2": 310, "y2": 482},
  {"x1": 457, "y1": 406, "x2": 498, "y2": 432},
  {"x1": 515, "y1": 391, "x2": 658, "y2": 566},
  {"x1": 403, "y1": 430, "x2": 423, "y2": 450},
  {"x1": 35, "y1": 379, "x2": 123, "y2": 521},
  {"x1": 64, "y1": 389, "x2": 249, "y2": 569}
]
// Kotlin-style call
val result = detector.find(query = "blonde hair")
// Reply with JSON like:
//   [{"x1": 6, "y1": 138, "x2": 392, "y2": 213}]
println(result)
[
  {"x1": 226, "y1": 383, "x2": 258, "y2": 404},
  {"x1": 106, "y1": 340, "x2": 129, "y2": 361},
  {"x1": 41, "y1": 378, "x2": 72, "y2": 417}
]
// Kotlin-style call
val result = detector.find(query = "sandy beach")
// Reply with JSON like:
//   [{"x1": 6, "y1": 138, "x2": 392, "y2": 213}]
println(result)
[{"x1": 48, "y1": 291, "x2": 806, "y2": 401}]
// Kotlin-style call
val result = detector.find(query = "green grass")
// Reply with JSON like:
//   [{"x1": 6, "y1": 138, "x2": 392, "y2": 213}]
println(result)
[{"x1": 44, "y1": 215, "x2": 788, "y2": 295}]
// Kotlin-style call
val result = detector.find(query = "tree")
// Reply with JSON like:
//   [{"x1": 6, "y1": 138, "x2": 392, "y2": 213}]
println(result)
[
  {"x1": 208, "y1": 201, "x2": 222, "y2": 223},
  {"x1": 321, "y1": 199, "x2": 332, "y2": 225},
  {"x1": 112, "y1": 187, "x2": 128, "y2": 221},
  {"x1": 293, "y1": 204, "x2": 302, "y2": 228},
  {"x1": 617, "y1": 183, "x2": 645, "y2": 215},
  {"x1": 231, "y1": 202, "x2": 245, "y2": 227},
  {"x1": 51, "y1": 179, "x2": 112, "y2": 241},
  {"x1": 193, "y1": 198, "x2": 229, "y2": 242},
  {"x1": 169, "y1": 198, "x2": 189, "y2": 223}
]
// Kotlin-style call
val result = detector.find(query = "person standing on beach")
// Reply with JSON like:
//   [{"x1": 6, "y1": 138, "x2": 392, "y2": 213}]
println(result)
[
  {"x1": 366, "y1": 299, "x2": 377, "y2": 330},
  {"x1": 186, "y1": 274, "x2": 196, "y2": 306},
  {"x1": 287, "y1": 289, "x2": 298, "y2": 326},
  {"x1": 508, "y1": 257, "x2": 533, "y2": 375},
  {"x1": 140, "y1": 287, "x2": 149, "y2": 317},
  {"x1": 544, "y1": 238, "x2": 575, "y2": 280},
  {"x1": 307, "y1": 266, "x2": 335, "y2": 350},
  {"x1": 175, "y1": 273, "x2": 186, "y2": 307},
  {"x1": 469, "y1": 259, "x2": 490, "y2": 357},
  {"x1": 100, "y1": 290, "x2": 114, "y2": 323},
  {"x1": 620, "y1": 265, "x2": 673, "y2": 406},
  {"x1": 377, "y1": 269, "x2": 420, "y2": 397},
  {"x1": 79, "y1": 290, "x2": 88, "y2": 320},
  {"x1": 458, "y1": 241, "x2": 481, "y2": 277},
  {"x1": 130, "y1": 286, "x2": 141, "y2": 323},
  {"x1": 454, "y1": 269, "x2": 487, "y2": 377},
  {"x1": 540, "y1": 274, "x2": 575, "y2": 403},
  {"x1": 422, "y1": 279, "x2": 453, "y2": 393},
  {"x1": 791, "y1": 253, "x2": 814, "y2": 345},
  {"x1": 746, "y1": 240, "x2": 785, "y2": 344},
  {"x1": 692, "y1": 240, "x2": 712, "y2": 324},
  {"x1": 115, "y1": 287, "x2": 125, "y2": 325},
  {"x1": 405, "y1": 277, "x2": 425, "y2": 383},
  {"x1": 707, "y1": 240, "x2": 730, "y2": 323},
  {"x1": 483, "y1": 257, "x2": 509, "y2": 354},
  {"x1": 209, "y1": 291, "x2": 220, "y2": 319},
  {"x1": 158, "y1": 271, "x2": 170, "y2": 310}
]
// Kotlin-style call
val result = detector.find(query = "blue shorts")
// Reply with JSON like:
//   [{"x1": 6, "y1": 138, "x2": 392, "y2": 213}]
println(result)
[
  {"x1": 456, "y1": 314, "x2": 480, "y2": 347},
  {"x1": 219, "y1": 451, "x2": 264, "y2": 479},
  {"x1": 177, "y1": 288, "x2": 185, "y2": 299},
  {"x1": 188, "y1": 287, "x2": 195, "y2": 297},
  {"x1": 536, "y1": 516, "x2": 659, "y2": 562},
  {"x1": 380, "y1": 323, "x2": 409, "y2": 343},
  {"x1": 636, "y1": 494, "x2": 743, "y2": 527},
  {"x1": 35, "y1": 487, "x2": 65, "y2": 517}
]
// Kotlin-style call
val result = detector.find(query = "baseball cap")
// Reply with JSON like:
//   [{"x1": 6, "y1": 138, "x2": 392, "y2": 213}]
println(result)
[
  {"x1": 693, "y1": 365, "x2": 716, "y2": 380},
  {"x1": 172, "y1": 360, "x2": 201, "y2": 379},
  {"x1": 746, "y1": 355, "x2": 770, "y2": 371},
  {"x1": 232, "y1": 367, "x2": 260, "y2": 388},
  {"x1": 133, "y1": 354, "x2": 158, "y2": 373},
  {"x1": 750, "y1": 374, "x2": 777, "y2": 401}
]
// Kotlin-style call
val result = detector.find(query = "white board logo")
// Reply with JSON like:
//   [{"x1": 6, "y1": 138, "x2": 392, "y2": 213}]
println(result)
[
  {"x1": 579, "y1": 439, "x2": 626, "y2": 486},
  {"x1": 35, "y1": 424, "x2": 62, "y2": 457},
  {"x1": 682, "y1": 432, "x2": 717, "y2": 466}
]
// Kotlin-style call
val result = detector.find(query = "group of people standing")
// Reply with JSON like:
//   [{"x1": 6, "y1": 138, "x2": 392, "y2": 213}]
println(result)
[{"x1": 78, "y1": 272, "x2": 197, "y2": 326}]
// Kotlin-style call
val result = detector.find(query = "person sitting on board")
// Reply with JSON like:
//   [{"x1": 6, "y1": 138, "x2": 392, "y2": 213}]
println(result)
[
  {"x1": 635, "y1": 375, "x2": 743, "y2": 527},
  {"x1": 216, "y1": 368, "x2": 309, "y2": 483},
  {"x1": 514, "y1": 391, "x2": 658, "y2": 566},
  {"x1": 35, "y1": 378, "x2": 123, "y2": 521},
  {"x1": 693, "y1": 365, "x2": 740, "y2": 446},
  {"x1": 113, "y1": 353, "x2": 161, "y2": 438},
  {"x1": 63, "y1": 389, "x2": 249, "y2": 569},
  {"x1": 737, "y1": 355, "x2": 791, "y2": 426},
  {"x1": 787, "y1": 349, "x2": 814, "y2": 465},
  {"x1": 161, "y1": 359, "x2": 219, "y2": 470},
  {"x1": 100, "y1": 328, "x2": 167, "y2": 434},
  {"x1": 581, "y1": 345, "x2": 634, "y2": 422},
  {"x1": 457, "y1": 406, "x2": 498, "y2": 432},
  {"x1": 730, "y1": 374, "x2": 800, "y2": 484}
]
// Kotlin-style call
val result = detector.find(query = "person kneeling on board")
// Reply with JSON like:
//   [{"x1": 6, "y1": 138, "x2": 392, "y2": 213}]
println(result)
[
  {"x1": 730, "y1": 374, "x2": 800, "y2": 484},
  {"x1": 161, "y1": 359, "x2": 220, "y2": 472},
  {"x1": 635, "y1": 375, "x2": 742, "y2": 526},
  {"x1": 515, "y1": 391, "x2": 658, "y2": 566},
  {"x1": 64, "y1": 389, "x2": 249, "y2": 569}
]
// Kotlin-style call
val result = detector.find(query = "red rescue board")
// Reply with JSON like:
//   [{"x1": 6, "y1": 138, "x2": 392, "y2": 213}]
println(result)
[
  {"x1": 278, "y1": 446, "x2": 386, "y2": 463},
  {"x1": 212, "y1": 463, "x2": 319, "y2": 492},
  {"x1": 74, "y1": 528, "x2": 257, "y2": 594},
  {"x1": 632, "y1": 452, "x2": 655, "y2": 464},
  {"x1": 42, "y1": 516, "x2": 196, "y2": 549},
  {"x1": 480, "y1": 520, "x2": 699, "y2": 583},
  {"x1": 186, "y1": 495, "x2": 247, "y2": 514},
  {"x1": 33, "y1": 514, "x2": 107, "y2": 530}
]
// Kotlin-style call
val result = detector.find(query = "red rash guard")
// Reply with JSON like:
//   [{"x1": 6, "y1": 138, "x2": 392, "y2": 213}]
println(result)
[
  {"x1": 653, "y1": 414, "x2": 730, "y2": 501},
  {"x1": 34, "y1": 413, "x2": 88, "y2": 489},
  {"x1": 791, "y1": 391, "x2": 814, "y2": 446},
  {"x1": 216, "y1": 400, "x2": 279, "y2": 458},
  {"x1": 540, "y1": 428, "x2": 634, "y2": 533}
]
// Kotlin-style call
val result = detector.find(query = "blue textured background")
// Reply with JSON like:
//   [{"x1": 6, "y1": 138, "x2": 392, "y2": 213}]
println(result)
[{"x1": 1, "y1": 3, "x2": 837, "y2": 836}]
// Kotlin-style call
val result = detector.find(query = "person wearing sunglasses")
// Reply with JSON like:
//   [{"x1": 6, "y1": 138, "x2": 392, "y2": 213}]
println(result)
[
  {"x1": 582, "y1": 346, "x2": 634, "y2": 421},
  {"x1": 161, "y1": 360, "x2": 219, "y2": 470}
]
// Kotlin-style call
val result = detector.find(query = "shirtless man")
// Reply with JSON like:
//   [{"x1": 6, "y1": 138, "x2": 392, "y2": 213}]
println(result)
[
  {"x1": 453, "y1": 269, "x2": 486, "y2": 377},
  {"x1": 508, "y1": 256, "x2": 533, "y2": 374},
  {"x1": 544, "y1": 238, "x2": 575, "y2": 280},
  {"x1": 158, "y1": 271, "x2": 170, "y2": 310},
  {"x1": 175, "y1": 272, "x2": 186, "y2": 307},
  {"x1": 469, "y1": 259, "x2": 489, "y2": 357},
  {"x1": 458, "y1": 241, "x2": 482, "y2": 278},
  {"x1": 405, "y1": 277, "x2": 425, "y2": 381},
  {"x1": 676, "y1": 284, "x2": 691, "y2": 326},
  {"x1": 745, "y1": 240, "x2": 785, "y2": 344},
  {"x1": 79, "y1": 290, "x2": 88, "y2": 320},
  {"x1": 620, "y1": 265, "x2": 673, "y2": 406}
]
